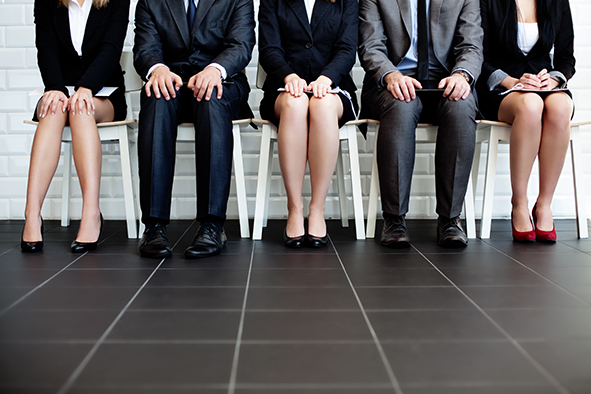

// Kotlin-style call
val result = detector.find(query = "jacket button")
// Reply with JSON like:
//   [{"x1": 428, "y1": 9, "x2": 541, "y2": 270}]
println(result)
[{"x1": 305, "y1": 43, "x2": 312, "y2": 49}]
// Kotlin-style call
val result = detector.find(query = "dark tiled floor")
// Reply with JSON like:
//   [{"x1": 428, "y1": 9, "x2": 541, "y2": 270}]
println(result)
[{"x1": 1, "y1": 218, "x2": 591, "y2": 394}]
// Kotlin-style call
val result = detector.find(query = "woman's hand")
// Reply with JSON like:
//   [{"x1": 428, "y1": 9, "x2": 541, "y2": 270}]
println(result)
[
  {"x1": 69, "y1": 87, "x2": 95, "y2": 116},
  {"x1": 517, "y1": 72, "x2": 544, "y2": 90},
  {"x1": 284, "y1": 74, "x2": 308, "y2": 97},
  {"x1": 537, "y1": 69, "x2": 560, "y2": 91},
  {"x1": 309, "y1": 76, "x2": 333, "y2": 98},
  {"x1": 37, "y1": 90, "x2": 69, "y2": 118}
]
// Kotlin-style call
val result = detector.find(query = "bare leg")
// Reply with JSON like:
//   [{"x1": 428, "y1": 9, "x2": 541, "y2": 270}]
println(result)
[
  {"x1": 535, "y1": 92, "x2": 573, "y2": 231},
  {"x1": 307, "y1": 95, "x2": 343, "y2": 237},
  {"x1": 498, "y1": 93, "x2": 544, "y2": 232},
  {"x1": 70, "y1": 98, "x2": 114, "y2": 242},
  {"x1": 275, "y1": 93, "x2": 309, "y2": 238},
  {"x1": 23, "y1": 103, "x2": 68, "y2": 242}
]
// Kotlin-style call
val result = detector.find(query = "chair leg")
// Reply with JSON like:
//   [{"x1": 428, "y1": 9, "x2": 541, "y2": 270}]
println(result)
[
  {"x1": 366, "y1": 123, "x2": 380, "y2": 238},
  {"x1": 61, "y1": 139, "x2": 73, "y2": 227},
  {"x1": 335, "y1": 140, "x2": 349, "y2": 228},
  {"x1": 118, "y1": 125, "x2": 138, "y2": 239},
  {"x1": 253, "y1": 123, "x2": 274, "y2": 240},
  {"x1": 128, "y1": 126, "x2": 144, "y2": 237},
  {"x1": 345, "y1": 124, "x2": 365, "y2": 240},
  {"x1": 570, "y1": 125, "x2": 589, "y2": 238},
  {"x1": 480, "y1": 126, "x2": 500, "y2": 239},
  {"x1": 232, "y1": 123, "x2": 250, "y2": 238},
  {"x1": 464, "y1": 171, "x2": 476, "y2": 239}
]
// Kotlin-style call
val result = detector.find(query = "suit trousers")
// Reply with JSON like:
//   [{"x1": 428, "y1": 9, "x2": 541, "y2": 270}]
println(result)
[
  {"x1": 138, "y1": 80, "x2": 248, "y2": 224},
  {"x1": 362, "y1": 86, "x2": 477, "y2": 218}
]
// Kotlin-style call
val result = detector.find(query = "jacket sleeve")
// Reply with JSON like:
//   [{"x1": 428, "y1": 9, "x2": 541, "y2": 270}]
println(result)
[
  {"x1": 133, "y1": 0, "x2": 166, "y2": 81},
  {"x1": 451, "y1": 0, "x2": 483, "y2": 82},
  {"x1": 319, "y1": 0, "x2": 358, "y2": 87},
  {"x1": 209, "y1": 0, "x2": 256, "y2": 77},
  {"x1": 76, "y1": 0, "x2": 130, "y2": 94},
  {"x1": 35, "y1": 0, "x2": 68, "y2": 96},
  {"x1": 551, "y1": 0, "x2": 575, "y2": 81},
  {"x1": 258, "y1": 0, "x2": 296, "y2": 84},
  {"x1": 358, "y1": 0, "x2": 398, "y2": 87}
]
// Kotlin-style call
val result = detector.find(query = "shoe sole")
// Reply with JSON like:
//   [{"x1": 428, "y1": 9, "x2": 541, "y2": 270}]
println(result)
[
  {"x1": 140, "y1": 250, "x2": 172, "y2": 259},
  {"x1": 184, "y1": 243, "x2": 226, "y2": 259},
  {"x1": 380, "y1": 239, "x2": 411, "y2": 249},
  {"x1": 438, "y1": 238, "x2": 468, "y2": 248}
]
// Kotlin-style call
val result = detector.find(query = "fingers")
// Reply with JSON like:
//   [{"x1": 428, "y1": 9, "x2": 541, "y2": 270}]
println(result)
[
  {"x1": 285, "y1": 78, "x2": 306, "y2": 97},
  {"x1": 310, "y1": 81, "x2": 329, "y2": 98},
  {"x1": 519, "y1": 73, "x2": 542, "y2": 89},
  {"x1": 387, "y1": 76, "x2": 419, "y2": 102},
  {"x1": 145, "y1": 79, "x2": 153, "y2": 97}
]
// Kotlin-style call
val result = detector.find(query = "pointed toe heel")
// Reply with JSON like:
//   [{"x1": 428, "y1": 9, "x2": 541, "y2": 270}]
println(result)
[
  {"x1": 511, "y1": 212, "x2": 536, "y2": 243},
  {"x1": 21, "y1": 218, "x2": 44, "y2": 253},
  {"x1": 532, "y1": 204, "x2": 556, "y2": 243},
  {"x1": 71, "y1": 213, "x2": 103, "y2": 253}
]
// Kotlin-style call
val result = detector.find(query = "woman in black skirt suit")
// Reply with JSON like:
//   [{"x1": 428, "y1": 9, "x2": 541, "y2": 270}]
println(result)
[
  {"x1": 258, "y1": 0, "x2": 358, "y2": 247},
  {"x1": 22, "y1": 0, "x2": 129, "y2": 253},
  {"x1": 477, "y1": 0, "x2": 575, "y2": 243}
]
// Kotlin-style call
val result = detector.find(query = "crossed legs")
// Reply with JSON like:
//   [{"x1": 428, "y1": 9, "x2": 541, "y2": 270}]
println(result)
[
  {"x1": 23, "y1": 99, "x2": 113, "y2": 243},
  {"x1": 275, "y1": 93, "x2": 343, "y2": 238},
  {"x1": 498, "y1": 92, "x2": 573, "y2": 232}
]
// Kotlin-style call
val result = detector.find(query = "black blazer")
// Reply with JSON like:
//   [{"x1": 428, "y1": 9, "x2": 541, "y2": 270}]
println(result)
[
  {"x1": 258, "y1": 0, "x2": 358, "y2": 95},
  {"x1": 34, "y1": 0, "x2": 129, "y2": 97},
  {"x1": 133, "y1": 0, "x2": 255, "y2": 82},
  {"x1": 478, "y1": 0, "x2": 575, "y2": 92}
]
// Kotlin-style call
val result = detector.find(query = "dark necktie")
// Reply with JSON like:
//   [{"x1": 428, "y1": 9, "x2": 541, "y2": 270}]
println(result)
[
  {"x1": 417, "y1": 0, "x2": 429, "y2": 81},
  {"x1": 187, "y1": 0, "x2": 196, "y2": 30}
]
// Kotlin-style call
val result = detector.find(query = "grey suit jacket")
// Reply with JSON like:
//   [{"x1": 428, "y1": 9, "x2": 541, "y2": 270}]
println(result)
[
  {"x1": 133, "y1": 0, "x2": 255, "y2": 81},
  {"x1": 358, "y1": 0, "x2": 483, "y2": 88}
]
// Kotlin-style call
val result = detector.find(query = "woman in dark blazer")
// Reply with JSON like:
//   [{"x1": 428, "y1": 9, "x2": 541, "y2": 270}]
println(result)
[
  {"x1": 477, "y1": 0, "x2": 575, "y2": 243},
  {"x1": 22, "y1": 0, "x2": 129, "y2": 253},
  {"x1": 258, "y1": 0, "x2": 358, "y2": 248}
]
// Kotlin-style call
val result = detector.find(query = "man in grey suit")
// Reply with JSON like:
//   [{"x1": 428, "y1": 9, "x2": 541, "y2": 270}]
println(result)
[
  {"x1": 358, "y1": 0, "x2": 483, "y2": 247},
  {"x1": 134, "y1": 0, "x2": 255, "y2": 259}
]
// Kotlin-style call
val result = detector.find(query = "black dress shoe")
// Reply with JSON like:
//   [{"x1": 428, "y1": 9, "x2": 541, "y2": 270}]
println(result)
[
  {"x1": 380, "y1": 214, "x2": 410, "y2": 248},
  {"x1": 185, "y1": 222, "x2": 227, "y2": 259},
  {"x1": 139, "y1": 222, "x2": 172, "y2": 259},
  {"x1": 284, "y1": 228, "x2": 305, "y2": 248},
  {"x1": 71, "y1": 213, "x2": 104, "y2": 253},
  {"x1": 437, "y1": 216, "x2": 468, "y2": 248},
  {"x1": 304, "y1": 233, "x2": 329, "y2": 248},
  {"x1": 21, "y1": 217, "x2": 43, "y2": 253}
]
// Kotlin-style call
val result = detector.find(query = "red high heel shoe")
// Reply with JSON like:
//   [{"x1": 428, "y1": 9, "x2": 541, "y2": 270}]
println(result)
[
  {"x1": 511, "y1": 211, "x2": 536, "y2": 243},
  {"x1": 532, "y1": 204, "x2": 556, "y2": 243}
]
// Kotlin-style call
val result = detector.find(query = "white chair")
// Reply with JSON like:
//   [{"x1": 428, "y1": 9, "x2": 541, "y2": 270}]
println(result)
[
  {"x1": 25, "y1": 51, "x2": 143, "y2": 238},
  {"x1": 251, "y1": 64, "x2": 366, "y2": 240},
  {"x1": 365, "y1": 120, "x2": 477, "y2": 239},
  {"x1": 474, "y1": 120, "x2": 589, "y2": 239}
]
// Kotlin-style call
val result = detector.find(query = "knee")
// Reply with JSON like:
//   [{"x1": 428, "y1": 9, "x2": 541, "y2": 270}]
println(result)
[
  {"x1": 309, "y1": 96, "x2": 340, "y2": 120},
  {"x1": 278, "y1": 94, "x2": 309, "y2": 117},
  {"x1": 543, "y1": 95, "x2": 573, "y2": 128},
  {"x1": 513, "y1": 94, "x2": 544, "y2": 122},
  {"x1": 439, "y1": 94, "x2": 477, "y2": 121}
]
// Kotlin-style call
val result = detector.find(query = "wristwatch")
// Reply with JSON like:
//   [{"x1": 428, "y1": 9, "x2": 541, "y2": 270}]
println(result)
[{"x1": 454, "y1": 70, "x2": 472, "y2": 85}]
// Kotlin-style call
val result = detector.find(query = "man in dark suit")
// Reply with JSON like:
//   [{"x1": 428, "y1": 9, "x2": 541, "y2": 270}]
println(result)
[
  {"x1": 358, "y1": 0, "x2": 483, "y2": 248},
  {"x1": 134, "y1": 0, "x2": 255, "y2": 258}
]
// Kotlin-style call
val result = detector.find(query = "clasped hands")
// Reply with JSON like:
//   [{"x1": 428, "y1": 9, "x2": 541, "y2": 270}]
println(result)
[
  {"x1": 145, "y1": 65, "x2": 224, "y2": 101},
  {"x1": 284, "y1": 74, "x2": 333, "y2": 98},
  {"x1": 384, "y1": 71, "x2": 471, "y2": 102},
  {"x1": 502, "y1": 69, "x2": 559, "y2": 91}
]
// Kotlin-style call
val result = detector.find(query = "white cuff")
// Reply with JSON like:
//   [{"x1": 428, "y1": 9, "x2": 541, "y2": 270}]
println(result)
[
  {"x1": 146, "y1": 63, "x2": 169, "y2": 80},
  {"x1": 207, "y1": 63, "x2": 227, "y2": 80}
]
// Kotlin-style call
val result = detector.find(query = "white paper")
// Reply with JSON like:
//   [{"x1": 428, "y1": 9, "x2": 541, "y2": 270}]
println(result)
[{"x1": 29, "y1": 86, "x2": 117, "y2": 97}]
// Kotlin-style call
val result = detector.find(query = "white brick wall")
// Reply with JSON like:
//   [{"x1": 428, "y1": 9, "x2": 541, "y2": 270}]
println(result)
[{"x1": 0, "y1": 0, "x2": 589, "y2": 221}]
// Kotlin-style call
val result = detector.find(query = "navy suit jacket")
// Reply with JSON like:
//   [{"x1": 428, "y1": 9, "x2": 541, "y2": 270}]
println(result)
[
  {"x1": 258, "y1": 0, "x2": 358, "y2": 94},
  {"x1": 34, "y1": 0, "x2": 129, "y2": 96},
  {"x1": 133, "y1": 0, "x2": 255, "y2": 82}
]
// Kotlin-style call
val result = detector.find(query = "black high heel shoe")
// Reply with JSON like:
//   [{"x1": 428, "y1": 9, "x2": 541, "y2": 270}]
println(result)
[
  {"x1": 21, "y1": 217, "x2": 44, "y2": 253},
  {"x1": 304, "y1": 232, "x2": 329, "y2": 248},
  {"x1": 71, "y1": 213, "x2": 103, "y2": 253},
  {"x1": 284, "y1": 228, "x2": 305, "y2": 248}
]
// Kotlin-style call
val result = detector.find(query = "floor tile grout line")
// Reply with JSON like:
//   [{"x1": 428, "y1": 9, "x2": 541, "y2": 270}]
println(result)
[
  {"x1": 0, "y1": 253, "x2": 89, "y2": 319},
  {"x1": 227, "y1": 241, "x2": 256, "y2": 394},
  {"x1": 481, "y1": 240, "x2": 591, "y2": 307},
  {"x1": 330, "y1": 236, "x2": 404, "y2": 394},
  {"x1": 54, "y1": 222, "x2": 196, "y2": 394},
  {"x1": 412, "y1": 245, "x2": 572, "y2": 394},
  {"x1": 0, "y1": 246, "x2": 18, "y2": 257}
]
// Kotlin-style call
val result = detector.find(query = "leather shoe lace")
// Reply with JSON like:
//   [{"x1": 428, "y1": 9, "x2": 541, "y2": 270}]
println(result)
[
  {"x1": 380, "y1": 214, "x2": 410, "y2": 248},
  {"x1": 139, "y1": 223, "x2": 172, "y2": 259},
  {"x1": 437, "y1": 216, "x2": 468, "y2": 248},
  {"x1": 185, "y1": 222, "x2": 227, "y2": 259}
]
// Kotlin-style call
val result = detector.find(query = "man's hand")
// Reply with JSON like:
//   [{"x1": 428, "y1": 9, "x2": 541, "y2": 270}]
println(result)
[
  {"x1": 145, "y1": 66, "x2": 183, "y2": 100},
  {"x1": 439, "y1": 73, "x2": 471, "y2": 100},
  {"x1": 69, "y1": 87, "x2": 94, "y2": 116},
  {"x1": 284, "y1": 73, "x2": 308, "y2": 97},
  {"x1": 309, "y1": 76, "x2": 333, "y2": 98},
  {"x1": 187, "y1": 66, "x2": 223, "y2": 101},
  {"x1": 384, "y1": 72, "x2": 422, "y2": 102},
  {"x1": 38, "y1": 90, "x2": 69, "y2": 118}
]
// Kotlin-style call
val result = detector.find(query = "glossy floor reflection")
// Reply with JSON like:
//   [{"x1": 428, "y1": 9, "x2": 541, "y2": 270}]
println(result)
[{"x1": 1, "y1": 218, "x2": 590, "y2": 394}]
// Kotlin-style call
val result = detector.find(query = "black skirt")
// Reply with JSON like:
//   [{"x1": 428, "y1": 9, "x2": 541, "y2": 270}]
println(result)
[
  {"x1": 259, "y1": 88, "x2": 358, "y2": 128},
  {"x1": 32, "y1": 87, "x2": 127, "y2": 122},
  {"x1": 479, "y1": 88, "x2": 573, "y2": 121}
]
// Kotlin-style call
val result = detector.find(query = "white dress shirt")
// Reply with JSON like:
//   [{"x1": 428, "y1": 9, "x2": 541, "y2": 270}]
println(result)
[
  {"x1": 69, "y1": 0, "x2": 93, "y2": 56},
  {"x1": 517, "y1": 22, "x2": 539, "y2": 56},
  {"x1": 303, "y1": 0, "x2": 315, "y2": 22}
]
